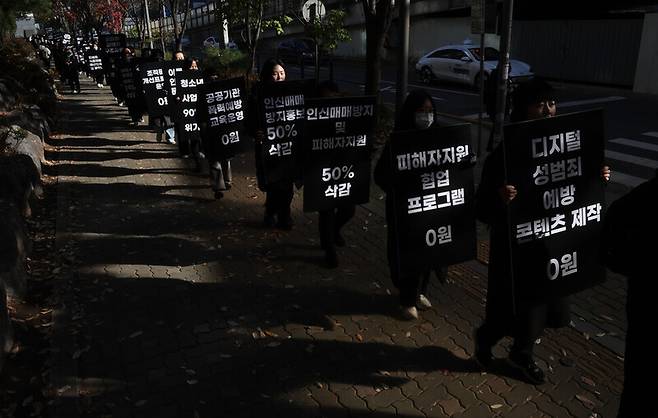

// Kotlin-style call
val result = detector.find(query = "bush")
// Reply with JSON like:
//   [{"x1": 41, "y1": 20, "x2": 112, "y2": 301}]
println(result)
[
  {"x1": 0, "y1": 38, "x2": 56, "y2": 116},
  {"x1": 202, "y1": 46, "x2": 249, "y2": 79}
]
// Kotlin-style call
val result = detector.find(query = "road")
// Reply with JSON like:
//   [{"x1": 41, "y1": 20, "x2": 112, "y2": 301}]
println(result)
[{"x1": 283, "y1": 59, "x2": 658, "y2": 193}]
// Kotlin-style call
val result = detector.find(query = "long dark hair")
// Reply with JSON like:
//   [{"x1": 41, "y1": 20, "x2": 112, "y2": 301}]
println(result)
[
  {"x1": 395, "y1": 89, "x2": 437, "y2": 131},
  {"x1": 259, "y1": 58, "x2": 285, "y2": 83}
]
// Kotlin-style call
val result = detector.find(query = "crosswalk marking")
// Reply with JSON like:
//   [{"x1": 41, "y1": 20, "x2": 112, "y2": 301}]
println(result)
[
  {"x1": 609, "y1": 172, "x2": 647, "y2": 188},
  {"x1": 605, "y1": 150, "x2": 658, "y2": 169},
  {"x1": 610, "y1": 138, "x2": 658, "y2": 153}
]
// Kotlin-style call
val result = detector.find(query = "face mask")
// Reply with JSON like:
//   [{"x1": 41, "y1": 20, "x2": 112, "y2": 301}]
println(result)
[{"x1": 415, "y1": 112, "x2": 434, "y2": 129}]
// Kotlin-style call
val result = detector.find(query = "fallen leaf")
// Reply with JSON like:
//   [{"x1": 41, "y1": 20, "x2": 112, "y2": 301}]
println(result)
[
  {"x1": 576, "y1": 394, "x2": 596, "y2": 409},
  {"x1": 491, "y1": 404, "x2": 503, "y2": 409},
  {"x1": 356, "y1": 334, "x2": 364, "y2": 342},
  {"x1": 187, "y1": 380, "x2": 198, "y2": 385},
  {"x1": 129, "y1": 331, "x2": 143, "y2": 338},
  {"x1": 581, "y1": 377, "x2": 596, "y2": 387}
]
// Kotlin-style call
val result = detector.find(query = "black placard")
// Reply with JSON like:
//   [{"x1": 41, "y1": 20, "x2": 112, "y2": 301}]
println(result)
[
  {"x1": 390, "y1": 125, "x2": 477, "y2": 271},
  {"x1": 175, "y1": 70, "x2": 205, "y2": 146},
  {"x1": 258, "y1": 80, "x2": 312, "y2": 184},
  {"x1": 118, "y1": 62, "x2": 139, "y2": 101},
  {"x1": 140, "y1": 61, "x2": 172, "y2": 117},
  {"x1": 99, "y1": 34, "x2": 126, "y2": 56},
  {"x1": 85, "y1": 53, "x2": 103, "y2": 72},
  {"x1": 302, "y1": 96, "x2": 376, "y2": 212},
  {"x1": 503, "y1": 109, "x2": 606, "y2": 300},
  {"x1": 196, "y1": 77, "x2": 248, "y2": 159}
]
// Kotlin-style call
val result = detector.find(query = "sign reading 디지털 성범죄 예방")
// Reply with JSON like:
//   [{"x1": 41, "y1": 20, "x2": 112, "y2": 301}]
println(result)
[
  {"x1": 196, "y1": 77, "x2": 248, "y2": 159},
  {"x1": 503, "y1": 109, "x2": 606, "y2": 303},
  {"x1": 302, "y1": 96, "x2": 376, "y2": 212},
  {"x1": 390, "y1": 124, "x2": 477, "y2": 272}
]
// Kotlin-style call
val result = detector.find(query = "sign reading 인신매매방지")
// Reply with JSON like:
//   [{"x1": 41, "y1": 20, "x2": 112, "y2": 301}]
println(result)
[{"x1": 302, "y1": 96, "x2": 376, "y2": 212}]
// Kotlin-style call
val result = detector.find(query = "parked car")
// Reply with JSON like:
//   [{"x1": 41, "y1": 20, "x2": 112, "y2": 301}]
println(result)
[
  {"x1": 203, "y1": 36, "x2": 238, "y2": 50},
  {"x1": 415, "y1": 43, "x2": 533, "y2": 88},
  {"x1": 203, "y1": 36, "x2": 219, "y2": 48},
  {"x1": 276, "y1": 38, "x2": 328, "y2": 65}
]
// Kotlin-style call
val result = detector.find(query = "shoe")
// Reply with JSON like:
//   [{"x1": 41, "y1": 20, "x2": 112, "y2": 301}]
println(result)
[
  {"x1": 129, "y1": 121, "x2": 138, "y2": 127},
  {"x1": 118, "y1": 101, "x2": 125, "y2": 107},
  {"x1": 264, "y1": 213, "x2": 276, "y2": 227},
  {"x1": 417, "y1": 294, "x2": 432, "y2": 310},
  {"x1": 181, "y1": 154, "x2": 191, "y2": 159},
  {"x1": 97, "y1": 83, "x2": 102, "y2": 88},
  {"x1": 401, "y1": 306, "x2": 419, "y2": 320},
  {"x1": 139, "y1": 117, "x2": 145, "y2": 123},
  {"x1": 276, "y1": 217, "x2": 293, "y2": 231},
  {"x1": 325, "y1": 250, "x2": 339, "y2": 269},
  {"x1": 334, "y1": 232, "x2": 346, "y2": 247},
  {"x1": 473, "y1": 327, "x2": 494, "y2": 368},
  {"x1": 166, "y1": 138, "x2": 176, "y2": 145},
  {"x1": 507, "y1": 354, "x2": 545, "y2": 385},
  {"x1": 214, "y1": 191, "x2": 224, "y2": 200}
]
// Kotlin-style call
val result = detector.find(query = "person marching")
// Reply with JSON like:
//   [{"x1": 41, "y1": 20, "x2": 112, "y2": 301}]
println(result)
[
  {"x1": 198, "y1": 67, "x2": 233, "y2": 200},
  {"x1": 254, "y1": 58, "x2": 295, "y2": 230},
  {"x1": 374, "y1": 90, "x2": 449, "y2": 320},
  {"x1": 314, "y1": 81, "x2": 357, "y2": 268},
  {"x1": 473, "y1": 78, "x2": 611, "y2": 384}
]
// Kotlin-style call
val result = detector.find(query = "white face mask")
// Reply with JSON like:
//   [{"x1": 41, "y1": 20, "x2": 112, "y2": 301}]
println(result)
[{"x1": 415, "y1": 112, "x2": 434, "y2": 129}]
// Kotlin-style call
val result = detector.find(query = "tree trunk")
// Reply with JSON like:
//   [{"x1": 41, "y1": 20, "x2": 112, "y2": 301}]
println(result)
[{"x1": 364, "y1": 19, "x2": 385, "y2": 97}]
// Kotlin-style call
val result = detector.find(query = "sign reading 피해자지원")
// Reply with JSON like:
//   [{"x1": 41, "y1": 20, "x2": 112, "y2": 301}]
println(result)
[
  {"x1": 196, "y1": 77, "x2": 248, "y2": 159},
  {"x1": 503, "y1": 109, "x2": 606, "y2": 303},
  {"x1": 390, "y1": 124, "x2": 477, "y2": 273},
  {"x1": 302, "y1": 96, "x2": 376, "y2": 212}
]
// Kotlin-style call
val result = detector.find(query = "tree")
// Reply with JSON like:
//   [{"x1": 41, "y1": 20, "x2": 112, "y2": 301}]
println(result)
[
  {"x1": 304, "y1": 9, "x2": 351, "y2": 55},
  {"x1": 361, "y1": 0, "x2": 394, "y2": 98},
  {"x1": 163, "y1": 0, "x2": 192, "y2": 52},
  {"x1": 217, "y1": 0, "x2": 270, "y2": 75},
  {"x1": 0, "y1": 0, "x2": 51, "y2": 40}
]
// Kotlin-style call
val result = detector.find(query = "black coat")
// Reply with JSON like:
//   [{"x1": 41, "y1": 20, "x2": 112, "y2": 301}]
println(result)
[
  {"x1": 601, "y1": 172, "x2": 658, "y2": 418},
  {"x1": 475, "y1": 144, "x2": 570, "y2": 338}
]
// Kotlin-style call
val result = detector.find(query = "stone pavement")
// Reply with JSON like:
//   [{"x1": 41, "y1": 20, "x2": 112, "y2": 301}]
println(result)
[{"x1": 43, "y1": 78, "x2": 625, "y2": 418}]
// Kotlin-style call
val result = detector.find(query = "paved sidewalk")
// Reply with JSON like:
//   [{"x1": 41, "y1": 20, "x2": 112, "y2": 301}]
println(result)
[{"x1": 45, "y1": 79, "x2": 624, "y2": 418}]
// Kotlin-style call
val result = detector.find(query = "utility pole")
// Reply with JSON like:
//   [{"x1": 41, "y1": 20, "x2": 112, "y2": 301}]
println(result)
[
  {"x1": 144, "y1": 0, "x2": 154, "y2": 48},
  {"x1": 492, "y1": 0, "x2": 514, "y2": 150},
  {"x1": 395, "y1": 0, "x2": 410, "y2": 117}
]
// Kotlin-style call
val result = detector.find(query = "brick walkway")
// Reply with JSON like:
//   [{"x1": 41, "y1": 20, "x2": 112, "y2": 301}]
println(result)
[{"x1": 45, "y1": 79, "x2": 624, "y2": 417}]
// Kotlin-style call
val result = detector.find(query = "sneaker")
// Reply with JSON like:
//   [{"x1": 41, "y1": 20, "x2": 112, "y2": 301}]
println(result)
[
  {"x1": 473, "y1": 327, "x2": 494, "y2": 368},
  {"x1": 401, "y1": 306, "x2": 419, "y2": 320},
  {"x1": 417, "y1": 294, "x2": 432, "y2": 310},
  {"x1": 97, "y1": 83, "x2": 103, "y2": 88},
  {"x1": 507, "y1": 354, "x2": 545, "y2": 385},
  {"x1": 166, "y1": 137, "x2": 176, "y2": 145}
]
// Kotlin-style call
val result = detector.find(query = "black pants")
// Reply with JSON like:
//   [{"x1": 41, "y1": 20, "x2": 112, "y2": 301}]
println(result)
[
  {"x1": 265, "y1": 180, "x2": 294, "y2": 222},
  {"x1": 319, "y1": 205, "x2": 355, "y2": 251},
  {"x1": 68, "y1": 70, "x2": 80, "y2": 91},
  {"x1": 93, "y1": 71, "x2": 104, "y2": 85}
]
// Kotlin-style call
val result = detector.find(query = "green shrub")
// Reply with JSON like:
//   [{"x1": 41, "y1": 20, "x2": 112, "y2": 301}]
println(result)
[{"x1": 202, "y1": 46, "x2": 249, "y2": 79}]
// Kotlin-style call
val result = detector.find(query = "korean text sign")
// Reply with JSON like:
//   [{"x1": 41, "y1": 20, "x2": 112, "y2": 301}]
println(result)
[
  {"x1": 302, "y1": 96, "x2": 376, "y2": 211},
  {"x1": 258, "y1": 80, "x2": 310, "y2": 184},
  {"x1": 140, "y1": 61, "x2": 173, "y2": 117},
  {"x1": 390, "y1": 125, "x2": 477, "y2": 271},
  {"x1": 504, "y1": 109, "x2": 606, "y2": 300},
  {"x1": 197, "y1": 77, "x2": 248, "y2": 158},
  {"x1": 174, "y1": 70, "x2": 204, "y2": 144}
]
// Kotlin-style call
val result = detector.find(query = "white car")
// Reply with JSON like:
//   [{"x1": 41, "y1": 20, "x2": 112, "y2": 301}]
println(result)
[
  {"x1": 415, "y1": 44, "x2": 533, "y2": 88},
  {"x1": 203, "y1": 36, "x2": 219, "y2": 48}
]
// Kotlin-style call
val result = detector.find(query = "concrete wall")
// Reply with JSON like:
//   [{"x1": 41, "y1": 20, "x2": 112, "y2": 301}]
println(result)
[{"x1": 634, "y1": 13, "x2": 658, "y2": 94}]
